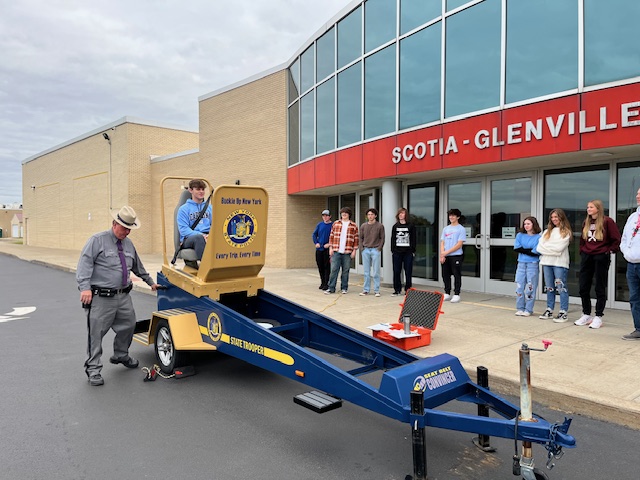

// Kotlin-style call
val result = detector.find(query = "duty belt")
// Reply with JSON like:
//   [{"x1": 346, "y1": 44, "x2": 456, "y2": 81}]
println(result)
[{"x1": 91, "y1": 284, "x2": 133, "y2": 297}]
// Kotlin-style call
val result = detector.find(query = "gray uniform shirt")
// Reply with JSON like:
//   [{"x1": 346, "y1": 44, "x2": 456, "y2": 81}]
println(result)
[{"x1": 76, "y1": 229, "x2": 154, "y2": 291}]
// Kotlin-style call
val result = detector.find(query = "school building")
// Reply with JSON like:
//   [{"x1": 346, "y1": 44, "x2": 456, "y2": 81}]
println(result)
[{"x1": 22, "y1": 0, "x2": 640, "y2": 310}]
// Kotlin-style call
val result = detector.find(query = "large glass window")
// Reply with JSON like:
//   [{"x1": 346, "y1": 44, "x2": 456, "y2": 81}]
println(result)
[
  {"x1": 316, "y1": 78, "x2": 336, "y2": 154},
  {"x1": 337, "y1": 62, "x2": 362, "y2": 147},
  {"x1": 337, "y1": 6, "x2": 362, "y2": 69},
  {"x1": 584, "y1": 0, "x2": 640, "y2": 86},
  {"x1": 447, "y1": 0, "x2": 470, "y2": 12},
  {"x1": 408, "y1": 183, "x2": 439, "y2": 281},
  {"x1": 288, "y1": 60, "x2": 300, "y2": 104},
  {"x1": 615, "y1": 162, "x2": 640, "y2": 302},
  {"x1": 506, "y1": 0, "x2": 578, "y2": 104},
  {"x1": 365, "y1": 45, "x2": 396, "y2": 139},
  {"x1": 288, "y1": 102, "x2": 299, "y2": 166},
  {"x1": 399, "y1": 22, "x2": 441, "y2": 130},
  {"x1": 364, "y1": 0, "x2": 396, "y2": 53},
  {"x1": 317, "y1": 28, "x2": 335, "y2": 82},
  {"x1": 400, "y1": 0, "x2": 441, "y2": 35},
  {"x1": 300, "y1": 46, "x2": 315, "y2": 94},
  {"x1": 445, "y1": 0, "x2": 501, "y2": 118},
  {"x1": 544, "y1": 166, "x2": 610, "y2": 299},
  {"x1": 300, "y1": 92, "x2": 315, "y2": 160}
]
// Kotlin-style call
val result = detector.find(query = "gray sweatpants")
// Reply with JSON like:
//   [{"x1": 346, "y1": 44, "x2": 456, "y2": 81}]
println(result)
[{"x1": 84, "y1": 293, "x2": 136, "y2": 376}]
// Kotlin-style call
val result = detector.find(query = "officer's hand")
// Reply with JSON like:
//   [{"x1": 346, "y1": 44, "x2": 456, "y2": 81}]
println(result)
[{"x1": 80, "y1": 290, "x2": 92, "y2": 305}]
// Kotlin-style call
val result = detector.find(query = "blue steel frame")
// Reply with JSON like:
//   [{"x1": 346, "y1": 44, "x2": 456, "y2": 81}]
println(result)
[{"x1": 155, "y1": 271, "x2": 575, "y2": 450}]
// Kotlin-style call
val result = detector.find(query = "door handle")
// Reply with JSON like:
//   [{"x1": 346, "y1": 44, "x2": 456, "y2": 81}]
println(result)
[{"x1": 475, "y1": 233, "x2": 482, "y2": 250}]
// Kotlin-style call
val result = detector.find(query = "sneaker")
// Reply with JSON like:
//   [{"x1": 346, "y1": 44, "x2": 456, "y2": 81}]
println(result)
[
  {"x1": 589, "y1": 316, "x2": 603, "y2": 329},
  {"x1": 521, "y1": 311, "x2": 531, "y2": 317},
  {"x1": 359, "y1": 291, "x2": 369, "y2": 296},
  {"x1": 374, "y1": 292, "x2": 381, "y2": 297},
  {"x1": 450, "y1": 295, "x2": 461, "y2": 303},
  {"x1": 553, "y1": 311, "x2": 569, "y2": 323},
  {"x1": 341, "y1": 290, "x2": 348, "y2": 294},
  {"x1": 622, "y1": 330, "x2": 640, "y2": 340},
  {"x1": 539, "y1": 309, "x2": 553, "y2": 320},
  {"x1": 324, "y1": 290, "x2": 334, "y2": 295},
  {"x1": 574, "y1": 314, "x2": 593, "y2": 326},
  {"x1": 88, "y1": 374, "x2": 104, "y2": 386},
  {"x1": 391, "y1": 292, "x2": 400, "y2": 297},
  {"x1": 443, "y1": 293, "x2": 451, "y2": 301},
  {"x1": 515, "y1": 310, "x2": 525, "y2": 316}
]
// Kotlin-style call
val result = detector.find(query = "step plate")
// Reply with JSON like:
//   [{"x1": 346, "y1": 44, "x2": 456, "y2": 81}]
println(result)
[{"x1": 294, "y1": 391, "x2": 342, "y2": 414}]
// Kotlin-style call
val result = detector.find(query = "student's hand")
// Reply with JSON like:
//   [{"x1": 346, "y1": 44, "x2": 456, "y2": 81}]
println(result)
[
  {"x1": 350, "y1": 251, "x2": 356, "y2": 259},
  {"x1": 440, "y1": 254, "x2": 446, "y2": 264}
]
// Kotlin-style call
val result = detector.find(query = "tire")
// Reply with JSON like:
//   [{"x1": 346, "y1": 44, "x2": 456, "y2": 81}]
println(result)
[{"x1": 154, "y1": 319, "x2": 189, "y2": 374}]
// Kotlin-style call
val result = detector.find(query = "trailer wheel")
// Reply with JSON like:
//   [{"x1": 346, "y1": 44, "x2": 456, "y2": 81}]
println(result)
[{"x1": 154, "y1": 319, "x2": 189, "y2": 374}]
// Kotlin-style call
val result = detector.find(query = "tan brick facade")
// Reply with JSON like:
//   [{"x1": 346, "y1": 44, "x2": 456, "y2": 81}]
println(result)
[
  {"x1": 22, "y1": 121, "x2": 198, "y2": 253},
  {"x1": 0, "y1": 209, "x2": 21, "y2": 239}
]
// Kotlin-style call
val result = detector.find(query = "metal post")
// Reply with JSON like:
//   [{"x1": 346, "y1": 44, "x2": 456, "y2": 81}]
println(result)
[
  {"x1": 408, "y1": 390, "x2": 427, "y2": 480},
  {"x1": 519, "y1": 344, "x2": 537, "y2": 479},
  {"x1": 519, "y1": 344, "x2": 533, "y2": 421},
  {"x1": 472, "y1": 366, "x2": 496, "y2": 452}
]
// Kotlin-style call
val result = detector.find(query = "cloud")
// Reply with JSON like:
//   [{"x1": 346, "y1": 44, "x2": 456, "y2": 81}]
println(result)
[{"x1": 0, "y1": 0, "x2": 351, "y2": 204}]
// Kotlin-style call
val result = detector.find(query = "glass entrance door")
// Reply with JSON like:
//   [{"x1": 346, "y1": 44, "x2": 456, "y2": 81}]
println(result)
[{"x1": 446, "y1": 174, "x2": 535, "y2": 295}]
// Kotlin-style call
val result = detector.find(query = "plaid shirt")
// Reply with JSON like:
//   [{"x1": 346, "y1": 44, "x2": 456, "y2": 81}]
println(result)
[{"x1": 329, "y1": 220, "x2": 359, "y2": 253}]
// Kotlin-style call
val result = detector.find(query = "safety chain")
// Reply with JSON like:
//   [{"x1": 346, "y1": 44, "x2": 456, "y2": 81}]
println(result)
[
  {"x1": 141, "y1": 365, "x2": 175, "y2": 382},
  {"x1": 544, "y1": 423, "x2": 565, "y2": 469}
]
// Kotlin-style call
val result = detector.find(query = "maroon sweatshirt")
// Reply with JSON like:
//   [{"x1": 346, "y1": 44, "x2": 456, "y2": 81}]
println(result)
[{"x1": 579, "y1": 216, "x2": 621, "y2": 255}]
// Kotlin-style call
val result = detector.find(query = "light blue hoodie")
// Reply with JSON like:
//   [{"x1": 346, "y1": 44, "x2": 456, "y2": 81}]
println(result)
[{"x1": 177, "y1": 199, "x2": 212, "y2": 242}]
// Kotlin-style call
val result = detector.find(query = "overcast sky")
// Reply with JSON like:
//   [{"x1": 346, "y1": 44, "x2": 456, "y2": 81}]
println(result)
[{"x1": 0, "y1": 0, "x2": 353, "y2": 206}]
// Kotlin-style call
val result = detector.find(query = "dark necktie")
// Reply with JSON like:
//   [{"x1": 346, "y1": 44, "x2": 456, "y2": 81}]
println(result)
[{"x1": 116, "y1": 239, "x2": 128, "y2": 286}]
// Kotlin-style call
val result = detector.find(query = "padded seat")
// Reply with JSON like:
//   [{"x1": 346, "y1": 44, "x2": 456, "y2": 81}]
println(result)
[{"x1": 172, "y1": 189, "x2": 199, "y2": 265}]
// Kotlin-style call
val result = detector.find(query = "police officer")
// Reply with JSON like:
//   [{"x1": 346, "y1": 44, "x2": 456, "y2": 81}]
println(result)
[{"x1": 77, "y1": 206, "x2": 158, "y2": 386}]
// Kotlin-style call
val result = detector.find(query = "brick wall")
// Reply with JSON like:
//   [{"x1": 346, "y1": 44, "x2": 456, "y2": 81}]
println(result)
[{"x1": 22, "y1": 122, "x2": 198, "y2": 253}]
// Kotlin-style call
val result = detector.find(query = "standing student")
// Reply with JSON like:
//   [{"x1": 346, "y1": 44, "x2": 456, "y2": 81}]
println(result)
[
  {"x1": 440, "y1": 209, "x2": 466, "y2": 303},
  {"x1": 574, "y1": 199, "x2": 621, "y2": 329},
  {"x1": 312, "y1": 209, "x2": 332, "y2": 290},
  {"x1": 620, "y1": 188, "x2": 640, "y2": 340},
  {"x1": 359, "y1": 208, "x2": 385, "y2": 297},
  {"x1": 537, "y1": 209, "x2": 572, "y2": 322},
  {"x1": 390, "y1": 207, "x2": 416, "y2": 296},
  {"x1": 325, "y1": 207, "x2": 359, "y2": 294},
  {"x1": 513, "y1": 216, "x2": 542, "y2": 317}
]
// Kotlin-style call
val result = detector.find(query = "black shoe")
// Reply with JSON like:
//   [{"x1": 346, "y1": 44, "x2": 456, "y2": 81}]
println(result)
[
  {"x1": 185, "y1": 260, "x2": 198, "y2": 269},
  {"x1": 109, "y1": 356, "x2": 139, "y2": 369},
  {"x1": 88, "y1": 374, "x2": 104, "y2": 386},
  {"x1": 319, "y1": 285, "x2": 326, "y2": 290}
]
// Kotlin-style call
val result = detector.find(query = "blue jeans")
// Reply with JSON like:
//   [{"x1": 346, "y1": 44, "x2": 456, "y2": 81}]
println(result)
[
  {"x1": 328, "y1": 252, "x2": 351, "y2": 292},
  {"x1": 361, "y1": 248, "x2": 381, "y2": 293},
  {"x1": 626, "y1": 263, "x2": 640, "y2": 331},
  {"x1": 515, "y1": 261, "x2": 539, "y2": 313},
  {"x1": 542, "y1": 265, "x2": 569, "y2": 312}
]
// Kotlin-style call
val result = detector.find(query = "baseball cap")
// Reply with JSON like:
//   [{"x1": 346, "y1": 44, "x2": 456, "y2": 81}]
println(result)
[{"x1": 322, "y1": 209, "x2": 330, "y2": 215}]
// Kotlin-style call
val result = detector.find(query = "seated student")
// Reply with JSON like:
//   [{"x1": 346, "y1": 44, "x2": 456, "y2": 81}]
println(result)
[{"x1": 177, "y1": 179, "x2": 212, "y2": 267}]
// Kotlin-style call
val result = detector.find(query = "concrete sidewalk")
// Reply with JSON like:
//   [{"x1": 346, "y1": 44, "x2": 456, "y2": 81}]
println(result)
[{"x1": 1, "y1": 238, "x2": 638, "y2": 429}]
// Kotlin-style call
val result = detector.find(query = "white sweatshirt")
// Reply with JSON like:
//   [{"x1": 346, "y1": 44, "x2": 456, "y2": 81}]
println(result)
[{"x1": 536, "y1": 227, "x2": 571, "y2": 268}]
